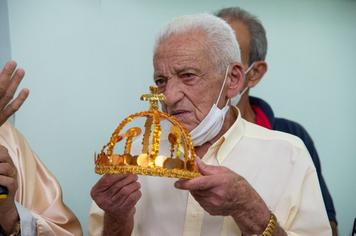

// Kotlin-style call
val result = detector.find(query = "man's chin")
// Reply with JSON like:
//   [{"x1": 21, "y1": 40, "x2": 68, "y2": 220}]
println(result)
[
  {"x1": 169, "y1": 112, "x2": 197, "y2": 131},
  {"x1": 176, "y1": 121, "x2": 195, "y2": 133},
  {"x1": 171, "y1": 118, "x2": 192, "y2": 131}
]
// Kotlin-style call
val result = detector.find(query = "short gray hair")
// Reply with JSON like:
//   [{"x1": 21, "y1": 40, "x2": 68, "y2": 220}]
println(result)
[
  {"x1": 154, "y1": 13, "x2": 241, "y2": 74},
  {"x1": 216, "y1": 7, "x2": 267, "y2": 65}
]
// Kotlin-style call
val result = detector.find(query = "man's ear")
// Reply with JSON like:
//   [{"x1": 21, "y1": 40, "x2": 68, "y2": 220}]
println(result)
[
  {"x1": 246, "y1": 61, "x2": 268, "y2": 88},
  {"x1": 226, "y1": 63, "x2": 244, "y2": 99}
]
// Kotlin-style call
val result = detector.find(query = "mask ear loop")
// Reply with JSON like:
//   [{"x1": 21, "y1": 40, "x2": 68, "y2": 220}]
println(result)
[
  {"x1": 245, "y1": 62, "x2": 255, "y2": 75},
  {"x1": 239, "y1": 86, "x2": 249, "y2": 97},
  {"x1": 238, "y1": 62, "x2": 256, "y2": 97},
  {"x1": 215, "y1": 65, "x2": 230, "y2": 105}
]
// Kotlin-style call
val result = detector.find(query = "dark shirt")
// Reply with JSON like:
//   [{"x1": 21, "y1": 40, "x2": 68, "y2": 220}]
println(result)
[{"x1": 250, "y1": 96, "x2": 337, "y2": 222}]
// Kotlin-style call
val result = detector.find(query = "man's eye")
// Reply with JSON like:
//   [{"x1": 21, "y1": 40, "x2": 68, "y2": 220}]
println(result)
[
  {"x1": 180, "y1": 73, "x2": 196, "y2": 80},
  {"x1": 154, "y1": 78, "x2": 166, "y2": 87}
]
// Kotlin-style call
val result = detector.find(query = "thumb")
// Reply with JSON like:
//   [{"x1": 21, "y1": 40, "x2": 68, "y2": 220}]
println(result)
[{"x1": 195, "y1": 158, "x2": 223, "y2": 176}]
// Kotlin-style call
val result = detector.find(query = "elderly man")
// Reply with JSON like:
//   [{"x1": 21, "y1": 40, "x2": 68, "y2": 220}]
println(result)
[
  {"x1": 216, "y1": 7, "x2": 338, "y2": 235},
  {"x1": 90, "y1": 14, "x2": 331, "y2": 235},
  {"x1": 0, "y1": 61, "x2": 82, "y2": 235}
]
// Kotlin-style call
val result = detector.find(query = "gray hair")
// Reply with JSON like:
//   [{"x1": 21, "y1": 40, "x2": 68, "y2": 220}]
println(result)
[
  {"x1": 154, "y1": 13, "x2": 241, "y2": 74},
  {"x1": 216, "y1": 7, "x2": 267, "y2": 65}
]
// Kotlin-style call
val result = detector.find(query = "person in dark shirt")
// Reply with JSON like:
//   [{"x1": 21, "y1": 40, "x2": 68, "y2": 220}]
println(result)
[{"x1": 216, "y1": 7, "x2": 338, "y2": 235}]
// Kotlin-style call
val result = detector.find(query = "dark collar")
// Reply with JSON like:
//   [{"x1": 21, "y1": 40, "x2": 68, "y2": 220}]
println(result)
[{"x1": 249, "y1": 96, "x2": 276, "y2": 127}]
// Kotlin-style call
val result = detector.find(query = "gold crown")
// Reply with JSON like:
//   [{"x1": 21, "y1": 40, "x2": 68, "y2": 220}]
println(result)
[{"x1": 95, "y1": 86, "x2": 200, "y2": 179}]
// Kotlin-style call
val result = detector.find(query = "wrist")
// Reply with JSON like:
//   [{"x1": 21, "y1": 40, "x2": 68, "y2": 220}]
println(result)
[
  {"x1": 260, "y1": 212, "x2": 277, "y2": 236},
  {"x1": 231, "y1": 207, "x2": 271, "y2": 235},
  {"x1": 103, "y1": 213, "x2": 134, "y2": 236},
  {"x1": 258, "y1": 212, "x2": 287, "y2": 236}
]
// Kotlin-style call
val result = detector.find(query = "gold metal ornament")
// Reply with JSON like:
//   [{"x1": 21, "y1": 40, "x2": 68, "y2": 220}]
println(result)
[{"x1": 95, "y1": 86, "x2": 199, "y2": 179}]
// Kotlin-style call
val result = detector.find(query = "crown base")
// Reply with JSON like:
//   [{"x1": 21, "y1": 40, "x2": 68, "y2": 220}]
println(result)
[{"x1": 96, "y1": 165, "x2": 200, "y2": 179}]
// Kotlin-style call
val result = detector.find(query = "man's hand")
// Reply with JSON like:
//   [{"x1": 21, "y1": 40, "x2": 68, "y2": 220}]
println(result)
[
  {"x1": 0, "y1": 145, "x2": 19, "y2": 234},
  {"x1": 175, "y1": 158, "x2": 278, "y2": 235},
  {"x1": 91, "y1": 174, "x2": 141, "y2": 236},
  {"x1": 330, "y1": 221, "x2": 338, "y2": 236},
  {"x1": 0, "y1": 60, "x2": 29, "y2": 125}
]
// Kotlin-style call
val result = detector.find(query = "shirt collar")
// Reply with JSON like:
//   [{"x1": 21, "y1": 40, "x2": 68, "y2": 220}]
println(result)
[
  {"x1": 252, "y1": 104, "x2": 272, "y2": 129},
  {"x1": 202, "y1": 106, "x2": 245, "y2": 165}
]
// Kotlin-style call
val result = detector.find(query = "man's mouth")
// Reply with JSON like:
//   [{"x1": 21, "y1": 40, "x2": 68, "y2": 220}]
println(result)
[
  {"x1": 168, "y1": 110, "x2": 193, "y2": 129},
  {"x1": 170, "y1": 110, "x2": 190, "y2": 116},
  {"x1": 170, "y1": 110, "x2": 192, "y2": 123}
]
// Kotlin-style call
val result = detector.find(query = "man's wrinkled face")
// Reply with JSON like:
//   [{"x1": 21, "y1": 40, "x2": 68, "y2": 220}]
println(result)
[{"x1": 153, "y1": 31, "x2": 225, "y2": 131}]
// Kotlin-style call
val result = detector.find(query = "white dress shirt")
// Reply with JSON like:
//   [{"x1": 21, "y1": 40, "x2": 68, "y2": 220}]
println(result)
[{"x1": 89, "y1": 108, "x2": 331, "y2": 236}]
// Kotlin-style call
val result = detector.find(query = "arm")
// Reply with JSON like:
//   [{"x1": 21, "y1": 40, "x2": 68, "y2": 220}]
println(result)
[
  {"x1": 175, "y1": 157, "x2": 331, "y2": 235},
  {"x1": 0, "y1": 61, "x2": 29, "y2": 125},
  {"x1": 274, "y1": 118, "x2": 337, "y2": 232},
  {"x1": 0, "y1": 61, "x2": 31, "y2": 235},
  {"x1": 4, "y1": 124, "x2": 83, "y2": 235},
  {"x1": 103, "y1": 211, "x2": 134, "y2": 236},
  {"x1": 0, "y1": 60, "x2": 82, "y2": 235},
  {"x1": 90, "y1": 174, "x2": 141, "y2": 236},
  {"x1": 175, "y1": 158, "x2": 286, "y2": 235},
  {"x1": 281, "y1": 167, "x2": 331, "y2": 236},
  {"x1": 0, "y1": 146, "x2": 20, "y2": 235},
  {"x1": 304, "y1": 137, "x2": 338, "y2": 234}
]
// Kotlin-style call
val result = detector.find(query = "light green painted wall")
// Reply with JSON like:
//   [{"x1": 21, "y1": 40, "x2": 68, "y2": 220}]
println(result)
[
  {"x1": 0, "y1": 0, "x2": 11, "y2": 67},
  {"x1": 5, "y1": 0, "x2": 356, "y2": 235}
]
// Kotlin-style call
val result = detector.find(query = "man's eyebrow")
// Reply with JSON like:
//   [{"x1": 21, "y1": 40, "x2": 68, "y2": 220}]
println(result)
[
  {"x1": 176, "y1": 67, "x2": 202, "y2": 74},
  {"x1": 153, "y1": 72, "x2": 166, "y2": 78},
  {"x1": 153, "y1": 67, "x2": 202, "y2": 80}
]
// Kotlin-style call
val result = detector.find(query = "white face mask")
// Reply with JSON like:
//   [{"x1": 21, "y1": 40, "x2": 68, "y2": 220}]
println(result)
[
  {"x1": 190, "y1": 65, "x2": 231, "y2": 146},
  {"x1": 230, "y1": 62, "x2": 255, "y2": 106}
]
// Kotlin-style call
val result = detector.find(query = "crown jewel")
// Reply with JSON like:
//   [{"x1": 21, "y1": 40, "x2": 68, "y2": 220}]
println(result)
[{"x1": 95, "y1": 86, "x2": 200, "y2": 179}]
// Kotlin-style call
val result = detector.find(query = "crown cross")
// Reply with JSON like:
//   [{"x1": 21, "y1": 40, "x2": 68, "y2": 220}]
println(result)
[{"x1": 140, "y1": 86, "x2": 165, "y2": 110}]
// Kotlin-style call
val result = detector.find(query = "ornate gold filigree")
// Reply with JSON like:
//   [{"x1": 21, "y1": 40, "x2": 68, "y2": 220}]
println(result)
[{"x1": 95, "y1": 86, "x2": 199, "y2": 179}]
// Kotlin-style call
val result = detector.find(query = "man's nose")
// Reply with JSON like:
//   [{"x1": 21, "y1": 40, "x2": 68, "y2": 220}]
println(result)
[{"x1": 163, "y1": 78, "x2": 183, "y2": 107}]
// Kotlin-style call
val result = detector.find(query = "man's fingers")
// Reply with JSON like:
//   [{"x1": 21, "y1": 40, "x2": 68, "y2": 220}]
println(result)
[
  {"x1": 0, "y1": 175, "x2": 18, "y2": 196},
  {"x1": 97, "y1": 181, "x2": 141, "y2": 215},
  {"x1": 92, "y1": 174, "x2": 129, "y2": 193},
  {"x1": 196, "y1": 158, "x2": 226, "y2": 176},
  {"x1": 91, "y1": 174, "x2": 136, "y2": 198},
  {"x1": 0, "y1": 61, "x2": 17, "y2": 96},
  {"x1": 0, "y1": 89, "x2": 29, "y2": 125},
  {"x1": 12, "y1": 88, "x2": 30, "y2": 110},
  {"x1": 0, "y1": 61, "x2": 17, "y2": 83},
  {"x1": 118, "y1": 186, "x2": 142, "y2": 211},
  {"x1": 109, "y1": 174, "x2": 139, "y2": 197},
  {"x1": 0, "y1": 68, "x2": 26, "y2": 111},
  {"x1": 190, "y1": 189, "x2": 211, "y2": 198},
  {"x1": 0, "y1": 163, "x2": 16, "y2": 177},
  {"x1": 175, "y1": 175, "x2": 220, "y2": 191},
  {"x1": 5, "y1": 68, "x2": 26, "y2": 99},
  {"x1": 0, "y1": 146, "x2": 14, "y2": 166},
  {"x1": 112, "y1": 181, "x2": 141, "y2": 203}
]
